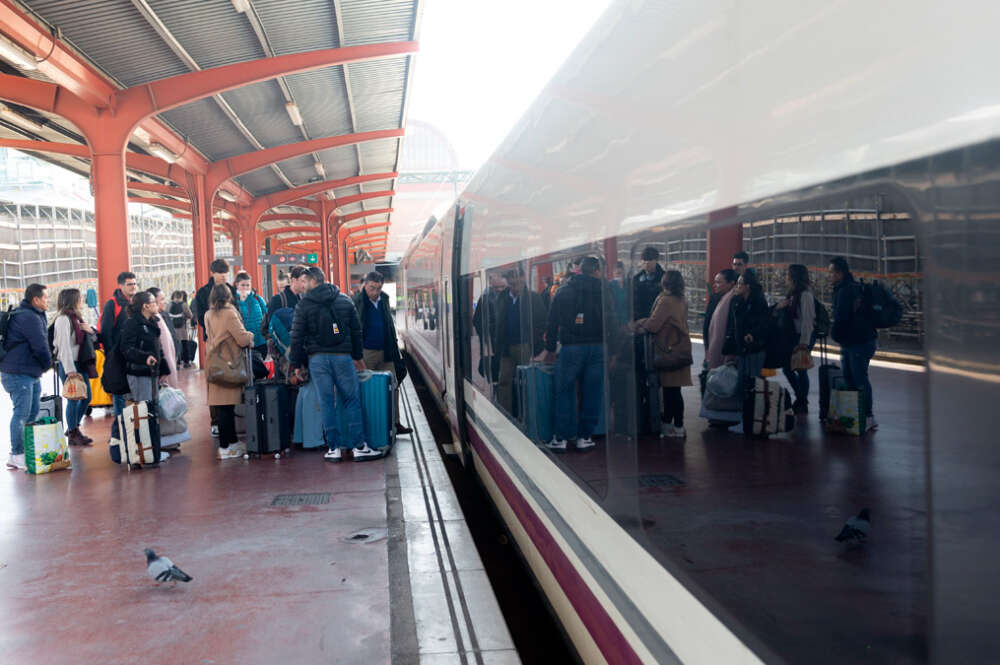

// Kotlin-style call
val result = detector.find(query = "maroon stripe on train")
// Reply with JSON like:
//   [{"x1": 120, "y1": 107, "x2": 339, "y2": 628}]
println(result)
[{"x1": 465, "y1": 423, "x2": 645, "y2": 665}]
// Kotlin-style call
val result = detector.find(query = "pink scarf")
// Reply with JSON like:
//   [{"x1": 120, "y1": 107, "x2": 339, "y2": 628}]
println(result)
[
  {"x1": 156, "y1": 314, "x2": 179, "y2": 388},
  {"x1": 706, "y1": 289, "x2": 736, "y2": 369}
]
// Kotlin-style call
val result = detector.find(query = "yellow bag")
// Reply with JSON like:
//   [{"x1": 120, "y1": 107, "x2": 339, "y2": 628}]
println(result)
[
  {"x1": 761, "y1": 367, "x2": 777, "y2": 378},
  {"x1": 90, "y1": 349, "x2": 113, "y2": 407}
]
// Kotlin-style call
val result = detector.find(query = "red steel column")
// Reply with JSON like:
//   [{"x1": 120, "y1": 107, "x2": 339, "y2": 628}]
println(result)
[
  {"x1": 91, "y1": 149, "x2": 131, "y2": 304},
  {"x1": 320, "y1": 200, "x2": 332, "y2": 279},
  {"x1": 706, "y1": 207, "x2": 742, "y2": 301},
  {"x1": 240, "y1": 219, "x2": 261, "y2": 292},
  {"x1": 188, "y1": 174, "x2": 211, "y2": 369}
]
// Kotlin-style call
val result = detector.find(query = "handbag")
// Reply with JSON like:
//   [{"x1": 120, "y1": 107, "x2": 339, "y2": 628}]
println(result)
[
  {"x1": 62, "y1": 373, "x2": 89, "y2": 401},
  {"x1": 652, "y1": 341, "x2": 693, "y2": 371},
  {"x1": 206, "y1": 343, "x2": 249, "y2": 387},
  {"x1": 790, "y1": 347, "x2": 814, "y2": 371}
]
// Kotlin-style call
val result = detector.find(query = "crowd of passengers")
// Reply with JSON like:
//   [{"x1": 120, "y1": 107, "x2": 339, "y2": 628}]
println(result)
[
  {"x1": 1, "y1": 259, "x2": 411, "y2": 470},
  {"x1": 474, "y1": 248, "x2": 880, "y2": 450}
]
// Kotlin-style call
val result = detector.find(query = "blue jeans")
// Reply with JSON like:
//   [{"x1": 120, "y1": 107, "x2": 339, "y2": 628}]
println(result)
[
  {"x1": 58, "y1": 365, "x2": 93, "y2": 431},
  {"x1": 309, "y1": 354, "x2": 364, "y2": 449},
  {"x1": 2, "y1": 373, "x2": 41, "y2": 455},
  {"x1": 113, "y1": 394, "x2": 126, "y2": 417},
  {"x1": 782, "y1": 337, "x2": 815, "y2": 406},
  {"x1": 554, "y1": 344, "x2": 603, "y2": 440},
  {"x1": 841, "y1": 338, "x2": 877, "y2": 417}
]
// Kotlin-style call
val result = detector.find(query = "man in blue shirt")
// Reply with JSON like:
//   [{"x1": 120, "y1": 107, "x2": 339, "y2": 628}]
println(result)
[{"x1": 352, "y1": 271, "x2": 412, "y2": 435}]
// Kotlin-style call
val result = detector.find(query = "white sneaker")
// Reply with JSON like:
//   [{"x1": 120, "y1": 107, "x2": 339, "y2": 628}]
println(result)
[
  {"x1": 7, "y1": 453, "x2": 26, "y2": 470},
  {"x1": 545, "y1": 438, "x2": 568, "y2": 452},
  {"x1": 352, "y1": 443, "x2": 384, "y2": 462},
  {"x1": 660, "y1": 423, "x2": 677, "y2": 438},
  {"x1": 667, "y1": 426, "x2": 687, "y2": 439},
  {"x1": 158, "y1": 451, "x2": 170, "y2": 462},
  {"x1": 575, "y1": 437, "x2": 596, "y2": 450},
  {"x1": 230, "y1": 442, "x2": 246, "y2": 457},
  {"x1": 210, "y1": 425, "x2": 219, "y2": 438},
  {"x1": 324, "y1": 448, "x2": 343, "y2": 463},
  {"x1": 866, "y1": 416, "x2": 879, "y2": 432},
  {"x1": 217, "y1": 445, "x2": 242, "y2": 460}
]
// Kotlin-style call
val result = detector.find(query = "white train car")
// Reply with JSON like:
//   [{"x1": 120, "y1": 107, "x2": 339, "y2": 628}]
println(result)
[{"x1": 400, "y1": 1, "x2": 1000, "y2": 663}]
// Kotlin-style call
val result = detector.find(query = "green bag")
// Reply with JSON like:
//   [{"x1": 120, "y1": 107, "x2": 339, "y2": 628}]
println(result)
[{"x1": 24, "y1": 417, "x2": 71, "y2": 474}]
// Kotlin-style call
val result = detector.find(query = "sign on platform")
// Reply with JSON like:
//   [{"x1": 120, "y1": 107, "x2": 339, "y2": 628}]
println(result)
[{"x1": 259, "y1": 254, "x2": 319, "y2": 265}]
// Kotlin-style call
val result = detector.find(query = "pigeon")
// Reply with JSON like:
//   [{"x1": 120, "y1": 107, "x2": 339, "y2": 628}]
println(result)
[
  {"x1": 835, "y1": 508, "x2": 871, "y2": 546},
  {"x1": 145, "y1": 548, "x2": 193, "y2": 584}
]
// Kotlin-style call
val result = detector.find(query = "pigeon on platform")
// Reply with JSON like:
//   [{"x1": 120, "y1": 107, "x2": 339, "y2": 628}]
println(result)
[
  {"x1": 145, "y1": 548, "x2": 193, "y2": 584},
  {"x1": 835, "y1": 508, "x2": 871, "y2": 546}
]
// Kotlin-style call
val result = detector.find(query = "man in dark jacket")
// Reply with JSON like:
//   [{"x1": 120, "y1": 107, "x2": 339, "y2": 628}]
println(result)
[
  {"x1": 494, "y1": 267, "x2": 548, "y2": 415},
  {"x1": 352, "y1": 271, "x2": 412, "y2": 435},
  {"x1": 536, "y1": 256, "x2": 604, "y2": 451},
  {"x1": 471, "y1": 272, "x2": 508, "y2": 382},
  {"x1": 100, "y1": 271, "x2": 137, "y2": 352},
  {"x1": 193, "y1": 259, "x2": 238, "y2": 340},
  {"x1": 1, "y1": 284, "x2": 52, "y2": 470},
  {"x1": 289, "y1": 267, "x2": 382, "y2": 463},
  {"x1": 633, "y1": 246, "x2": 665, "y2": 321},
  {"x1": 829, "y1": 256, "x2": 878, "y2": 431}
]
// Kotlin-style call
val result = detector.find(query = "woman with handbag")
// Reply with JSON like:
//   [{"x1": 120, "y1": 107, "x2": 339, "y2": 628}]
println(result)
[
  {"x1": 632, "y1": 270, "x2": 693, "y2": 438},
  {"x1": 52, "y1": 288, "x2": 96, "y2": 446},
  {"x1": 774, "y1": 264, "x2": 816, "y2": 414},
  {"x1": 205, "y1": 283, "x2": 254, "y2": 460}
]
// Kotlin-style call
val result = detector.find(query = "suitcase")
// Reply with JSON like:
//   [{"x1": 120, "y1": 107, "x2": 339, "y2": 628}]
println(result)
[
  {"x1": 742, "y1": 377, "x2": 795, "y2": 437},
  {"x1": 516, "y1": 364, "x2": 554, "y2": 443},
  {"x1": 641, "y1": 333, "x2": 662, "y2": 435},
  {"x1": 90, "y1": 349, "x2": 113, "y2": 407},
  {"x1": 357, "y1": 370, "x2": 396, "y2": 450},
  {"x1": 37, "y1": 372, "x2": 62, "y2": 424},
  {"x1": 293, "y1": 380, "x2": 327, "y2": 449},
  {"x1": 817, "y1": 336, "x2": 843, "y2": 422},
  {"x1": 117, "y1": 399, "x2": 161, "y2": 467},
  {"x1": 243, "y1": 348, "x2": 291, "y2": 457}
]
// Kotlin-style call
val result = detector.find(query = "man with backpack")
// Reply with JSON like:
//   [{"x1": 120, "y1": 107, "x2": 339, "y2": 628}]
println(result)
[
  {"x1": 1, "y1": 284, "x2": 52, "y2": 470},
  {"x1": 262, "y1": 265, "x2": 309, "y2": 380},
  {"x1": 100, "y1": 271, "x2": 138, "y2": 417},
  {"x1": 288, "y1": 267, "x2": 382, "y2": 463},
  {"x1": 829, "y1": 257, "x2": 879, "y2": 431}
]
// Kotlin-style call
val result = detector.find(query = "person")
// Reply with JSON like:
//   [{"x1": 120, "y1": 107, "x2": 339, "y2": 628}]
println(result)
[
  {"x1": 632, "y1": 270, "x2": 693, "y2": 438},
  {"x1": 633, "y1": 246, "x2": 665, "y2": 320},
  {"x1": 100, "y1": 271, "x2": 138, "y2": 416},
  {"x1": 52, "y1": 288, "x2": 96, "y2": 446},
  {"x1": 263, "y1": 265, "x2": 309, "y2": 359},
  {"x1": 289, "y1": 267, "x2": 382, "y2": 462},
  {"x1": 119, "y1": 291, "x2": 170, "y2": 404},
  {"x1": 608, "y1": 261, "x2": 628, "y2": 325},
  {"x1": 275, "y1": 270, "x2": 289, "y2": 293},
  {"x1": 471, "y1": 273, "x2": 508, "y2": 382},
  {"x1": 1, "y1": 284, "x2": 52, "y2": 469},
  {"x1": 205, "y1": 284, "x2": 254, "y2": 459},
  {"x1": 775, "y1": 264, "x2": 816, "y2": 414},
  {"x1": 194, "y1": 259, "x2": 237, "y2": 437},
  {"x1": 168, "y1": 291, "x2": 195, "y2": 367},
  {"x1": 829, "y1": 256, "x2": 877, "y2": 431},
  {"x1": 493, "y1": 267, "x2": 548, "y2": 415},
  {"x1": 540, "y1": 275, "x2": 554, "y2": 309},
  {"x1": 147, "y1": 287, "x2": 179, "y2": 389},
  {"x1": 722, "y1": 268, "x2": 770, "y2": 433},
  {"x1": 233, "y1": 272, "x2": 268, "y2": 358},
  {"x1": 536, "y1": 256, "x2": 604, "y2": 451},
  {"x1": 732, "y1": 251, "x2": 750, "y2": 277},
  {"x1": 352, "y1": 271, "x2": 413, "y2": 435},
  {"x1": 704, "y1": 269, "x2": 738, "y2": 370}
]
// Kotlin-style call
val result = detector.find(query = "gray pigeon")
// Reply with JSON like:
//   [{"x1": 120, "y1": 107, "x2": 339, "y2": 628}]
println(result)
[
  {"x1": 145, "y1": 548, "x2": 193, "y2": 584},
  {"x1": 835, "y1": 508, "x2": 871, "y2": 545}
]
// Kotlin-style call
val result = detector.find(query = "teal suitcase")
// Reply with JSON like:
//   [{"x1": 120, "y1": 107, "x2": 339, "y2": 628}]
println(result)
[
  {"x1": 516, "y1": 364, "x2": 555, "y2": 443},
  {"x1": 357, "y1": 370, "x2": 396, "y2": 450}
]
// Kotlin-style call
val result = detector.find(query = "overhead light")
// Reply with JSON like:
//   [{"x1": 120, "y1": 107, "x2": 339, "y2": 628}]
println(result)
[
  {"x1": 0, "y1": 35, "x2": 37, "y2": 71},
  {"x1": 230, "y1": 0, "x2": 251, "y2": 13},
  {"x1": 323, "y1": 191, "x2": 336, "y2": 201},
  {"x1": 214, "y1": 209, "x2": 233, "y2": 219},
  {"x1": 217, "y1": 189, "x2": 237, "y2": 203},
  {"x1": 148, "y1": 142, "x2": 178, "y2": 163},
  {"x1": 314, "y1": 161, "x2": 325, "y2": 178},
  {"x1": 285, "y1": 102, "x2": 303, "y2": 126},
  {"x1": 0, "y1": 104, "x2": 44, "y2": 132},
  {"x1": 132, "y1": 127, "x2": 152, "y2": 144}
]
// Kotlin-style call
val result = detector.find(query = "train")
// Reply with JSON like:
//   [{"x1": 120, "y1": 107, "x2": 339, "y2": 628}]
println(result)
[{"x1": 398, "y1": 1, "x2": 999, "y2": 663}]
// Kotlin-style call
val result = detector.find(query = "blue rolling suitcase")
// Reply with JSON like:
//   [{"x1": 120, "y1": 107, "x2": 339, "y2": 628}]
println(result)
[
  {"x1": 293, "y1": 380, "x2": 327, "y2": 449},
  {"x1": 516, "y1": 364, "x2": 555, "y2": 444},
  {"x1": 357, "y1": 370, "x2": 396, "y2": 450}
]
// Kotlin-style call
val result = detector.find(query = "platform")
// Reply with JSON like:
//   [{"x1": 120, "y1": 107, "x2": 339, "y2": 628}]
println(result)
[{"x1": 0, "y1": 368, "x2": 519, "y2": 665}]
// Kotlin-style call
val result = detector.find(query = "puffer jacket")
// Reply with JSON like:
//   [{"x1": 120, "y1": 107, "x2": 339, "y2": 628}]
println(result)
[
  {"x1": 119, "y1": 313, "x2": 170, "y2": 377},
  {"x1": 0, "y1": 300, "x2": 51, "y2": 377},
  {"x1": 236, "y1": 292, "x2": 268, "y2": 347},
  {"x1": 289, "y1": 283, "x2": 362, "y2": 366},
  {"x1": 544, "y1": 273, "x2": 605, "y2": 351},
  {"x1": 723, "y1": 288, "x2": 770, "y2": 355}
]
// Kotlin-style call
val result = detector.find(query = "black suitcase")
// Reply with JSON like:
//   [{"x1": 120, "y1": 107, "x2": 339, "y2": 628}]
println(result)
[
  {"x1": 817, "y1": 336, "x2": 843, "y2": 422},
  {"x1": 640, "y1": 333, "x2": 662, "y2": 435},
  {"x1": 244, "y1": 351, "x2": 291, "y2": 457},
  {"x1": 38, "y1": 371, "x2": 63, "y2": 424}
]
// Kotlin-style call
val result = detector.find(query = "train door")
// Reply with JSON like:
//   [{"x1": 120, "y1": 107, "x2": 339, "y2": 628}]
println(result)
[{"x1": 450, "y1": 205, "x2": 474, "y2": 467}]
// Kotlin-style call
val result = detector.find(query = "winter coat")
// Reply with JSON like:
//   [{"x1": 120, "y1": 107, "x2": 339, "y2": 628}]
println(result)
[
  {"x1": 263, "y1": 286, "x2": 301, "y2": 338},
  {"x1": 236, "y1": 291, "x2": 268, "y2": 348},
  {"x1": 120, "y1": 313, "x2": 171, "y2": 378},
  {"x1": 0, "y1": 300, "x2": 51, "y2": 377},
  {"x1": 352, "y1": 290, "x2": 401, "y2": 363},
  {"x1": 99, "y1": 289, "x2": 130, "y2": 351},
  {"x1": 723, "y1": 288, "x2": 770, "y2": 356},
  {"x1": 289, "y1": 283, "x2": 362, "y2": 367},
  {"x1": 632, "y1": 264, "x2": 665, "y2": 320},
  {"x1": 205, "y1": 305, "x2": 253, "y2": 406},
  {"x1": 544, "y1": 273, "x2": 605, "y2": 351},
  {"x1": 636, "y1": 293, "x2": 693, "y2": 387},
  {"x1": 832, "y1": 274, "x2": 877, "y2": 347},
  {"x1": 493, "y1": 287, "x2": 548, "y2": 356}
]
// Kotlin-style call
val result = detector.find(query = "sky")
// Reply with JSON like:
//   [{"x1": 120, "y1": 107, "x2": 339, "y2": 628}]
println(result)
[{"x1": 406, "y1": 0, "x2": 614, "y2": 170}]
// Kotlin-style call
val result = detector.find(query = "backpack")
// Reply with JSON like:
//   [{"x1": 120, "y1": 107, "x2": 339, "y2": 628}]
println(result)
[
  {"x1": 813, "y1": 298, "x2": 831, "y2": 338},
  {"x1": 168, "y1": 301, "x2": 186, "y2": 329},
  {"x1": 860, "y1": 279, "x2": 902, "y2": 329},
  {"x1": 47, "y1": 321, "x2": 57, "y2": 368},
  {"x1": 261, "y1": 290, "x2": 289, "y2": 339},
  {"x1": 0, "y1": 306, "x2": 19, "y2": 362},
  {"x1": 268, "y1": 307, "x2": 294, "y2": 357}
]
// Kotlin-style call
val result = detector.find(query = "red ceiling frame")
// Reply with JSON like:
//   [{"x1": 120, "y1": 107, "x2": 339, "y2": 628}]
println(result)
[{"x1": 0, "y1": 138, "x2": 188, "y2": 183}]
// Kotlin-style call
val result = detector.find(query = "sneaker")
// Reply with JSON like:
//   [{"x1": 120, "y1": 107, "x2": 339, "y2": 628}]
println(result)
[
  {"x1": 728, "y1": 423, "x2": 745, "y2": 435},
  {"x1": 545, "y1": 438, "x2": 568, "y2": 452},
  {"x1": 660, "y1": 423, "x2": 677, "y2": 438},
  {"x1": 866, "y1": 416, "x2": 879, "y2": 432},
  {"x1": 230, "y1": 442, "x2": 246, "y2": 457},
  {"x1": 395, "y1": 423, "x2": 413, "y2": 436},
  {"x1": 210, "y1": 425, "x2": 219, "y2": 438},
  {"x1": 159, "y1": 451, "x2": 170, "y2": 462},
  {"x1": 667, "y1": 426, "x2": 687, "y2": 439},
  {"x1": 217, "y1": 445, "x2": 242, "y2": 460},
  {"x1": 575, "y1": 437, "x2": 596, "y2": 450},
  {"x1": 324, "y1": 448, "x2": 343, "y2": 463},
  {"x1": 353, "y1": 443, "x2": 384, "y2": 462},
  {"x1": 7, "y1": 453, "x2": 26, "y2": 470}
]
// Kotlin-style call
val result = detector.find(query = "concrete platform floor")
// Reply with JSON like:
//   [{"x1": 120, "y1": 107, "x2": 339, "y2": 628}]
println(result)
[{"x1": 0, "y1": 368, "x2": 519, "y2": 665}]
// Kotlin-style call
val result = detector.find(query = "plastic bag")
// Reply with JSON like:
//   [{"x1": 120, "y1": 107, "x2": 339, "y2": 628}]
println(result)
[
  {"x1": 62, "y1": 373, "x2": 89, "y2": 401},
  {"x1": 158, "y1": 386, "x2": 188, "y2": 421},
  {"x1": 705, "y1": 364, "x2": 739, "y2": 398}
]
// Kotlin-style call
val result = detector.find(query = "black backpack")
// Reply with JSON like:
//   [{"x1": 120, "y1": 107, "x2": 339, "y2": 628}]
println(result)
[
  {"x1": 860, "y1": 279, "x2": 903, "y2": 329},
  {"x1": 813, "y1": 298, "x2": 831, "y2": 338},
  {"x1": 0, "y1": 306, "x2": 18, "y2": 362}
]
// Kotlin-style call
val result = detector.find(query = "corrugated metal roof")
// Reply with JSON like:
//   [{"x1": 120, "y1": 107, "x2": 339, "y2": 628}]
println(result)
[
  {"x1": 340, "y1": 0, "x2": 417, "y2": 46},
  {"x1": 254, "y1": 0, "x2": 341, "y2": 53}
]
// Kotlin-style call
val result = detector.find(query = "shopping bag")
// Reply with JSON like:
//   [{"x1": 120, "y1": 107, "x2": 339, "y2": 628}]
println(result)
[
  {"x1": 824, "y1": 388, "x2": 864, "y2": 436},
  {"x1": 705, "y1": 364, "x2": 739, "y2": 398},
  {"x1": 158, "y1": 386, "x2": 188, "y2": 421},
  {"x1": 790, "y1": 348, "x2": 814, "y2": 371},
  {"x1": 62, "y1": 373, "x2": 89, "y2": 401},
  {"x1": 24, "y1": 418, "x2": 71, "y2": 474}
]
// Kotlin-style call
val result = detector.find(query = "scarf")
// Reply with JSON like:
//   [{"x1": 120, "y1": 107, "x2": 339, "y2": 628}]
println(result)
[{"x1": 706, "y1": 289, "x2": 737, "y2": 369}]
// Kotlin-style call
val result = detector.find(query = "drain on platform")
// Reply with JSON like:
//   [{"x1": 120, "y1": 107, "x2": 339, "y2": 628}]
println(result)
[
  {"x1": 344, "y1": 527, "x2": 388, "y2": 543},
  {"x1": 638, "y1": 474, "x2": 685, "y2": 488},
  {"x1": 272, "y1": 493, "x2": 331, "y2": 506}
]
